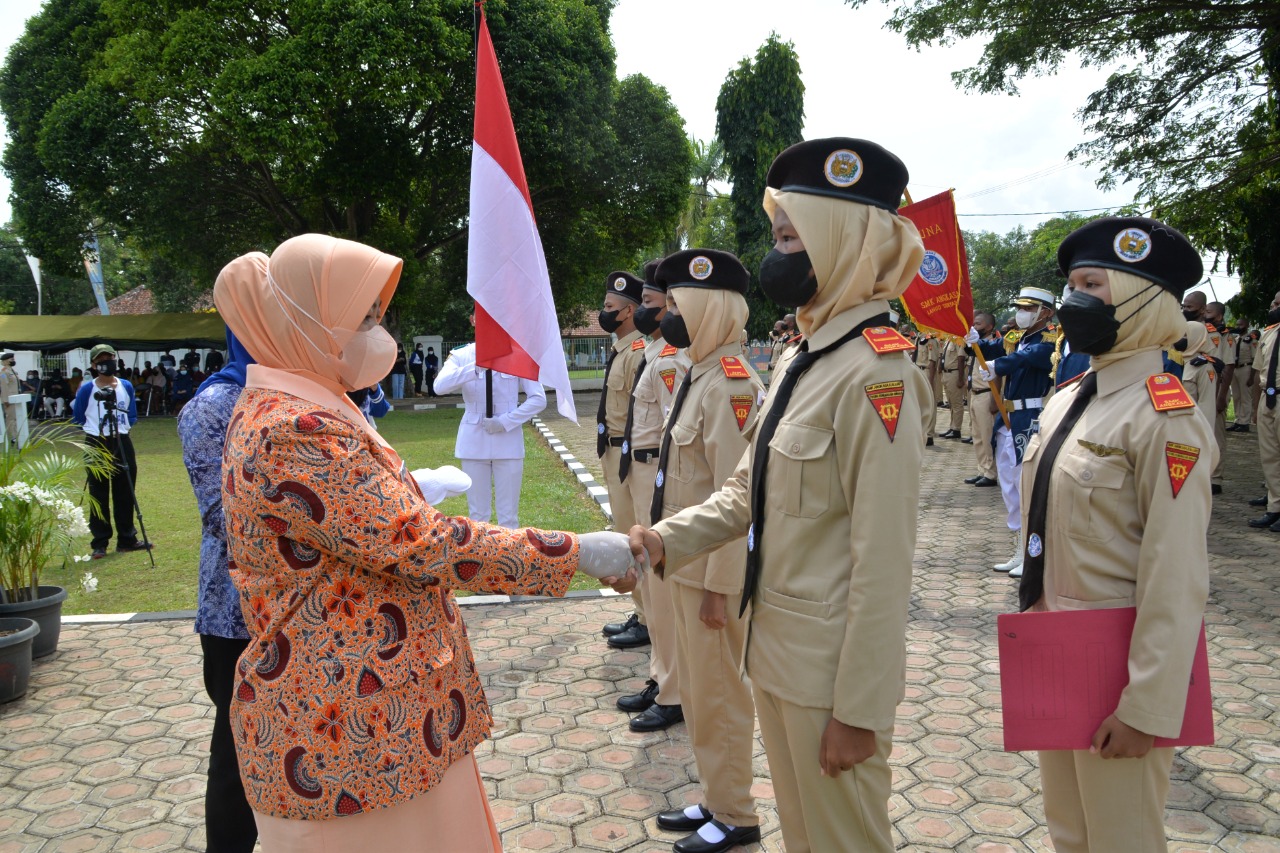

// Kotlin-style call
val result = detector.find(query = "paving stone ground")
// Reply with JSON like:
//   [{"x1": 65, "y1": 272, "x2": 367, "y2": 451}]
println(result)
[{"x1": 2, "y1": 395, "x2": 1278, "y2": 852}]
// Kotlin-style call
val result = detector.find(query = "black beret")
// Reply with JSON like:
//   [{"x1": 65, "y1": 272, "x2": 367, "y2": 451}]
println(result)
[
  {"x1": 1057, "y1": 216, "x2": 1203, "y2": 298},
  {"x1": 603, "y1": 271, "x2": 644, "y2": 304},
  {"x1": 0, "y1": 353, "x2": 13, "y2": 360},
  {"x1": 766, "y1": 137, "x2": 910, "y2": 212},
  {"x1": 655, "y1": 249, "x2": 749, "y2": 294},
  {"x1": 642, "y1": 259, "x2": 664, "y2": 292}
]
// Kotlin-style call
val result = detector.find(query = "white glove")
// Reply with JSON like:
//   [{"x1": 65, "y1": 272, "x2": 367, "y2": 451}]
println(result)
[
  {"x1": 411, "y1": 465, "x2": 472, "y2": 505},
  {"x1": 964, "y1": 326, "x2": 981, "y2": 345},
  {"x1": 481, "y1": 417, "x2": 506, "y2": 435},
  {"x1": 977, "y1": 366, "x2": 995, "y2": 383},
  {"x1": 577, "y1": 532, "x2": 644, "y2": 580}
]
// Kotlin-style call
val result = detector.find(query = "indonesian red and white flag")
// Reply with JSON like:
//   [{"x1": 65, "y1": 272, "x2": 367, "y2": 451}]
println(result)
[{"x1": 467, "y1": 8, "x2": 576, "y2": 421}]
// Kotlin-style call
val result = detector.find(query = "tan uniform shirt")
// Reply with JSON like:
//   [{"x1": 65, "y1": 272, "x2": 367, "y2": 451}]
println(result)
[
  {"x1": 657, "y1": 343, "x2": 762, "y2": 594},
  {"x1": 941, "y1": 340, "x2": 962, "y2": 372},
  {"x1": 0, "y1": 365, "x2": 19, "y2": 401},
  {"x1": 1233, "y1": 333, "x2": 1254, "y2": 369},
  {"x1": 603, "y1": 330, "x2": 646, "y2": 438},
  {"x1": 653, "y1": 300, "x2": 930, "y2": 730},
  {"x1": 630, "y1": 338, "x2": 690, "y2": 451},
  {"x1": 1181, "y1": 358, "x2": 1216, "y2": 421},
  {"x1": 1021, "y1": 350, "x2": 1214, "y2": 738},
  {"x1": 1253, "y1": 325, "x2": 1278, "y2": 375}
]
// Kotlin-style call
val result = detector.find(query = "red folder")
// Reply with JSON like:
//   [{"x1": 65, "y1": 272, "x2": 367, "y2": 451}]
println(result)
[{"x1": 998, "y1": 607, "x2": 1214, "y2": 751}]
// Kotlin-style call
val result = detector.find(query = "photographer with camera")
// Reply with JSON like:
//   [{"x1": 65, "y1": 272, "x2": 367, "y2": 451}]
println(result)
[{"x1": 72, "y1": 343, "x2": 153, "y2": 560}]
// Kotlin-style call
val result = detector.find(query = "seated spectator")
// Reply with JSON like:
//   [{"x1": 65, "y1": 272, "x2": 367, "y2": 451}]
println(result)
[
  {"x1": 21, "y1": 370, "x2": 42, "y2": 418},
  {"x1": 42, "y1": 369, "x2": 71, "y2": 419},
  {"x1": 171, "y1": 364, "x2": 196, "y2": 414}
]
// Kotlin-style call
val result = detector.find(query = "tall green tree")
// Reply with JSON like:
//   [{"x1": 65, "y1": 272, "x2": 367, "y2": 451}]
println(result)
[
  {"x1": 963, "y1": 213, "x2": 1095, "y2": 319},
  {"x1": 847, "y1": 0, "x2": 1280, "y2": 313},
  {"x1": 715, "y1": 33, "x2": 805, "y2": 337},
  {"x1": 1, "y1": 0, "x2": 690, "y2": 335}
]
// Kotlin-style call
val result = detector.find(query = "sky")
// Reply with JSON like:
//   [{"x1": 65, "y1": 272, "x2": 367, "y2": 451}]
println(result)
[{"x1": 0, "y1": 0, "x2": 1241, "y2": 302}]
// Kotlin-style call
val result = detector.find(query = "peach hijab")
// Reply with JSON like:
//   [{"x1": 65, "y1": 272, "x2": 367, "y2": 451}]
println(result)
[{"x1": 213, "y1": 234, "x2": 402, "y2": 444}]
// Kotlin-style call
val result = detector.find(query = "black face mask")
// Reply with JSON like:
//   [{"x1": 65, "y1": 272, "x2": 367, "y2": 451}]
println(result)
[
  {"x1": 94, "y1": 362, "x2": 117, "y2": 376},
  {"x1": 633, "y1": 305, "x2": 663, "y2": 336},
  {"x1": 759, "y1": 249, "x2": 818, "y2": 308},
  {"x1": 1172, "y1": 337, "x2": 1189, "y2": 352},
  {"x1": 598, "y1": 309, "x2": 622, "y2": 334},
  {"x1": 659, "y1": 312, "x2": 691, "y2": 349},
  {"x1": 1182, "y1": 308, "x2": 1203, "y2": 322},
  {"x1": 1267, "y1": 306, "x2": 1280, "y2": 325},
  {"x1": 1057, "y1": 290, "x2": 1121, "y2": 356}
]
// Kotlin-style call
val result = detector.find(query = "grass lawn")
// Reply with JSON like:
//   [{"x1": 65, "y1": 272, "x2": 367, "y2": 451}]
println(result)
[{"x1": 44, "y1": 409, "x2": 608, "y2": 616}]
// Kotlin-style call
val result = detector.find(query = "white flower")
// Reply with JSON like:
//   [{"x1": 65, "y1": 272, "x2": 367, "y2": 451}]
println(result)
[
  {"x1": 80, "y1": 572, "x2": 98, "y2": 593},
  {"x1": 73, "y1": 554, "x2": 90, "y2": 563}
]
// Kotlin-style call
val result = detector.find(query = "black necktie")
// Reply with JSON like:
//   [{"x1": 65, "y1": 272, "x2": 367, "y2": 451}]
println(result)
[
  {"x1": 1266, "y1": 333, "x2": 1278, "y2": 410},
  {"x1": 619, "y1": 355, "x2": 647, "y2": 482},
  {"x1": 1018, "y1": 371, "x2": 1099, "y2": 611},
  {"x1": 596, "y1": 347, "x2": 618, "y2": 457},
  {"x1": 648, "y1": 371, "x2": 693, "y2": 526},
  {"x1": 739, "y1": 313, "x2": 890, "y2": 616}
]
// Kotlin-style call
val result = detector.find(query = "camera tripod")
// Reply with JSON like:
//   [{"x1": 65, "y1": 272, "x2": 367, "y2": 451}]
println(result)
[{"x1": 91, "y1": 391, "x2": 155, "y2": 567}]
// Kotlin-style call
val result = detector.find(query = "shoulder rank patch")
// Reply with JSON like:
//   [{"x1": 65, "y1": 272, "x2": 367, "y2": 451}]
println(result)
[
  {"x1": 729, "y1": 394, "x2": 754, "y2": 431},
  {"x1": 720, "y1": 356, "x2": 751, "y2": 379},
  {"x1": 1146, "y1": 373, "x2": 1196, "y2": 412},
  {"x1": 1165, "y1": 442, "x2": 1200, "y2": 499},
  {"x1": 631, "y1": 339, "x2": 646, "y2": 351},
  {"x1": 861, "y1": 326, "x2": 914, "y2": 354},
  {"x1": 659, "y1": 343, "x2": 678, "y2": 357},
  {"x1": 659, "y1": 367, "x2": 677, "y2": 394},
  {"x1": 864, "y1": 380, "x2": 904, "y2": 441}
]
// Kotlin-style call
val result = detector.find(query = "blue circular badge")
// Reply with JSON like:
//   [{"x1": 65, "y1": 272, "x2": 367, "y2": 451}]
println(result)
[
  {"x1": 655, "y1": 470, "x2": 664, "y2": 488},
  {"x1": 1027, "y1": 533, "x2": 1043, "y2": 558},
  {"x1": 597, "y1": 423, "x2": 605, "y2": 434},
  {"x1": 919, "y1": 251, "x2": 948, "y2": 285},
  {"x1": 748, "y1": 525, "x2": 755, "y2": 552},
  {"x1": 621, "y1": 441, "x2": 629, "y2": 454}
]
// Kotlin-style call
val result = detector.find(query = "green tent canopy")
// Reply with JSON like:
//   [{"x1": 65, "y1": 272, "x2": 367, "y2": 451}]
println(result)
[{"x1": 0, "y1": 313, "x2": 227, "y2": 354}]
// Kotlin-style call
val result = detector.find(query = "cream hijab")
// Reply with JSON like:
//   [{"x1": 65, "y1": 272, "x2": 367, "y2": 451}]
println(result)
[
  {"x1": 1182, "y1": 319, "x2": 1210, "y2": 356},
  {"x1": 214, "y1": 234, "x2": 402, "y2": 444},
  {"x1": 671, "y1": 286, "x2": 749, "y2": 364},
  {"x1": 763, "y1": 188, "x2": 924, "y2": 336},
  {"x1": 1089, "y1": 269, "x2": 1186, "y2": 370}
]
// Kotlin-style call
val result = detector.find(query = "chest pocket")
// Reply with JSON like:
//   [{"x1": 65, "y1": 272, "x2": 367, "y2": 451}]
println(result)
[
  {"x1": 768, "y1": 422, "x2": 834, "y2": 518},
  {"x1": 607, "y1": 355, "x2": 634, "y2": 393},
  {"x1": 668, "y1": 420, "x2": 700, "y2": 484},
  {"x1": 1059, "y1": 448, "x2": 1128, "y2": 544}
]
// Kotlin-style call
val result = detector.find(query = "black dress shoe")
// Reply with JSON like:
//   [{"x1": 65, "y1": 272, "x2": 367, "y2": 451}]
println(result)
[
  {"x1": 1211, "y1": 484, "x2": 1223, "y2": 495},
  {"x1": 1249, "y1": 512, "x2": 1280, "y2": 528},
  {"x1": 603, "y1": 612, "x2": 640, "y2": 637},
  {"x1": 1271, "y1": 519, "x2": 1280, "y2": 533},
  {"x1": 629, "y1": 703, "x2": 683, "y2": 732},
  {"x1": 657, "y1": 804, "x2": 711, "y2": 832},
  {"x1": 964, "y1": 475, "x2": 983, "y2": 484},
  {"x1": 925, "y1": 437, "x2": 934, "y2": 446},
  {"x1": 973, "y1": 476, "x2": 998, "y2": 487},
  {"x1": 940, "y1": 429, "x2": 961, "y2": 439},
  {"x1": 617, "y1": 679, "x2": 658, "y2": 713},
  {"x1": 673, "y1": 820, "x2": 762, "y2": 853},
  {"x1": 1228, "y1": 424, "x2": 1250, "y2": 433},
  {"x1": 607, "y1": 622, "x2": 651, "y2": 649},
  {"x1": 1248, "y1": 496, "x2": 1269, "y2": 507},
  {"x1": 960, "y1": 437, "x2": 974, "y2": 444}
]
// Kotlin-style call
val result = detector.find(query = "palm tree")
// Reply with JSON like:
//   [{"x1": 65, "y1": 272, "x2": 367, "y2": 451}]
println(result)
[{"x1": 677, "y1": 137, "x2": 728, "y2": 249}]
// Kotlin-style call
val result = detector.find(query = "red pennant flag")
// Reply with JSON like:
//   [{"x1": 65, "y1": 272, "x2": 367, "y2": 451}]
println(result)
[
  {"x1": 468, "y1": 6, "x2": 576, "y2": 420},
  {"x1": 898, "y1": 190, "x2": 974, "y2": 340}
]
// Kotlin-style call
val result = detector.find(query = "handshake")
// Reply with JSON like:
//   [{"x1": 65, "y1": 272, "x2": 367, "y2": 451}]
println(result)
[{"x1": 575, "y1": 527, "x2": 666, "y2": 594}]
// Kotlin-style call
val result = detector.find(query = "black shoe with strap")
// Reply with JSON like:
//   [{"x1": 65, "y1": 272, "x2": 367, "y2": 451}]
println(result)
[
  {"x1": 616, "y1": 679, "x2": 658, "y2": 713},
  {"x1": 657, "y1": 804, "x2": 711, "y2": 832},
  {"x1": 673, "y1": 820, "x2": 762, "y2": 853}
]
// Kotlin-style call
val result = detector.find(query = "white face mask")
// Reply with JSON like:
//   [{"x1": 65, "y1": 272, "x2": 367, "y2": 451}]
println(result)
[{"x1": 1015, "y1": 308, "x2": 1039, "y2": 330}]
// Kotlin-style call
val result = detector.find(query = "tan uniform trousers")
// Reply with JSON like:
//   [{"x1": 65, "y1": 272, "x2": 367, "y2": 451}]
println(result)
[
  {"x1": 1260, "y1": 403, "x2": 1280, "y2": 513},
  {"x1": 2, "y1": 404, "x2": 18, "y2": 446},
  {"x1": 670, "y1": 583, "x2": 756, "y2": 828},
  {"x1": 1038, "y1": 747, "x2": 1174, "y2": 853},
  {"x1": 626, "y1": 458, "x2": 680, "y2": 705},
  {"x1": 1212, "y1": 408, "x2": 1227, "y2": 485},
  {"x1": 929, "y1": 363, "x2": 943, "y2": 415},
  {"x1": 969, "y1": 391, "x2": 997, "y2": 479},
  {"x1": 921, "y1": 366, "x2": 938, "y2": 438},
  {"x1": 1232, "y1": 368, "x2": 1254, "y2": 425},
  {"x1": 753, "y1": 688, "x2": 893, "y2": 853},
  {"x1": 942, "y1": 371, "x2": 965, "y2": 432},
  {"x1": 602, "y1": 445, "x2": 643, "y2": 620}
]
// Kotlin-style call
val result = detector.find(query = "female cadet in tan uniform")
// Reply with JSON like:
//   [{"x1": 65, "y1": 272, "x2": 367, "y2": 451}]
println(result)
[
  {"x1": 646, "y1": 249, "x2": 763, "y2": 853},
  {"x1": 1178, "y1": 319, "x2": 1218, "y2": 424},
  {"x1": 631, "y1": 138, "x2": 928, "y2": 853},
  {"x1": 1021, "y1": 217, "x2": 1214, "y2": 852}
]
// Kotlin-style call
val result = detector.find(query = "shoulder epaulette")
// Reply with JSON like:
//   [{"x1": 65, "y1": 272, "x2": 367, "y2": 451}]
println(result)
[
  {"x1": 630, "y1": 339, "x2": 646, "y2": 351},
  {"x1": 1146, "y1": 373, "x2": 1196, "y2": 412},
  {"x1": 861, "y1": 326, "x2": 914, "y2": 354},
  {"x1": 659, "y1": 343, "x2": 678, "y2": 357},
  {"x1": 720, "y1": 356, "x2": 752, "y2": 379}
]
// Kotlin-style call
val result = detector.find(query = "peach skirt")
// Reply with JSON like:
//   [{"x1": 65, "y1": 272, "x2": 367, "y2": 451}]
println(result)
[{"x1": 252, "y1": 753, "x2": 501, "y2": 852}]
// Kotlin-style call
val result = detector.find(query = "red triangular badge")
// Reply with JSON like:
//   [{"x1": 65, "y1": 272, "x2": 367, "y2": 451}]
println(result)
[
  {"x1": 729, "y1": 394, "x2": 754, "y2": 431},
  {"x1": 864, "y1": 381, "x2": 905, "y2": 441},
  {"x1": 659, "y1": 368, "x2": 676, "y2": 394},
  {"x1": 1165, "y1": 441, "x2": 1200, "y2": 499}
]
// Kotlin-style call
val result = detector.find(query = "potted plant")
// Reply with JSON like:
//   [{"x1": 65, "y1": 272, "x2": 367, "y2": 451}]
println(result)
[
  {"x1": 0, "y1": 617, "x2": 40, "y2": 702},
  {"x1": 0, "y1": 423, "x2": 111, "y2": 658}
]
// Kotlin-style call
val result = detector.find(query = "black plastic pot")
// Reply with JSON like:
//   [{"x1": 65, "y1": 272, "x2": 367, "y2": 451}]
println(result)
[
  {"x1": 0, "y1": 617, "x2": 40, "y2": 703},
  {"x1": 0, "y1": 585, "x2": 67, "y2": 659}
]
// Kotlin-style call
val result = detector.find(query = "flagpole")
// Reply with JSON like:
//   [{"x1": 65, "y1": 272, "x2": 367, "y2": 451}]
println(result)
[{"x1": 474, "y1": 0, "x2": 494, "y2": 418}]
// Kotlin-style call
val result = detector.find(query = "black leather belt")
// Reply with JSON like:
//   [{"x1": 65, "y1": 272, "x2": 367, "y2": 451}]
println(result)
[
  {"x1": 972, "y1": 388, "x2": 990, "y2": 395},
  {"x1": 631, "y1": 448, "x2": 660, "y2": 463},
  {"x1": 607, "y1": 436, "x2": 625, "y2": 448}
]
